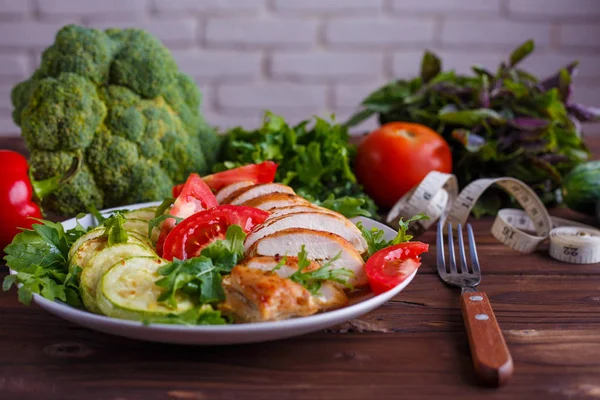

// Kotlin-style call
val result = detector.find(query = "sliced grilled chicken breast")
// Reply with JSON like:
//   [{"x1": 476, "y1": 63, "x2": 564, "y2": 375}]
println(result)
[
  {"x1": 242, "y1": 193, "x2": 311, "y2": 211},
  {"x1": 239, "y1": 256, "x2": 349, "y2": 310},
  {"x1": 224, "y1": 183, "x2": 295, "y2": 205},
  {"x1": 215, "y1": 181, "x2": 254, "y2": 204},
  {"x1": 245, "y1": 211, "x2": 368, "y2": 254},
  {"x1": 267, "y1": 204, "x2": 340, "y2": 220},
  {"x1": 220, "y1": 265, "x2": 319, "y2": 322},
  {"x1": 247, "y1": 228, "x2": 367, "y2": 287}
]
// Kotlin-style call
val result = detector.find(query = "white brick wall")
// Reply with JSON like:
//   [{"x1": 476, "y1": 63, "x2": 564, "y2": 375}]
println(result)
[{"x1": 0, "y1": 0, "x2": 599, "y2": 136}]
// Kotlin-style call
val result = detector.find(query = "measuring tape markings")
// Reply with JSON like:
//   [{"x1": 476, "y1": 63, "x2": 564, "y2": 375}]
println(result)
[{"x1": 386, "y1": 171, "x2": 600, "y2": 264}]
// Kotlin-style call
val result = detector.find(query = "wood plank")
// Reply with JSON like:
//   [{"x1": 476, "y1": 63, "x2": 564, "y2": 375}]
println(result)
[{"x1": 2, "y1": 271, "x2": 600, "y2": 399}]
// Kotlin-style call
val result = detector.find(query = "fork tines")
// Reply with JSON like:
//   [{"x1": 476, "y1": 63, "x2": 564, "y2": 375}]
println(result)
[{"x1": 436, "y1": 221, "x2": 481, "y2": 278}]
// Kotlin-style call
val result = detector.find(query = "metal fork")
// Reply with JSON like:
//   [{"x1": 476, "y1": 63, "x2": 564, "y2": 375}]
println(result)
[{"x1": 437, "y1": 221, "x2": 514, "y2": 386}]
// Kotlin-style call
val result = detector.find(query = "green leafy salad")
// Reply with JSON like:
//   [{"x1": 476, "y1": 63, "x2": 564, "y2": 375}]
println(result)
[{"x1": 216, "y1": 112, "x2": 377, "y2": 218}]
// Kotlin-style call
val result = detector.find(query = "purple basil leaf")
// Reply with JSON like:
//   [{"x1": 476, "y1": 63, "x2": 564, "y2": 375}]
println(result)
[
  {"x1": 509, "y1": 40, "x2": 535, "y2": 67},
  {"x1": 479, "y1": 75, "x2": 490, "y2": 108},
  {"x1": 540, "y1": 61, "x2": 578, "y2": 92},
  {"x1": 451, "y1": 129, "x2": 486, "y2": 152},
  {"x1": 421, "y1": 50, "x2": 441, "y2": 83},
  {"x1": 539, "y1": 153, "x2": 569, "y2": 165},
  {"x1": 509, "y1": 117, "x2": 549, "y2": 131},
  {"x1": 569, "y1": 114, "x2": 582, "y2": 137},
  {"x1": 568, "y1": 103, "x2": 600, "y2": 122}
]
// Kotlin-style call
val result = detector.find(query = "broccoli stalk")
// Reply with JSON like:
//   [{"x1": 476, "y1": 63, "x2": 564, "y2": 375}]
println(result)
[{"x1": 29, "y1": 153, "x2": 82, "y2": 202}]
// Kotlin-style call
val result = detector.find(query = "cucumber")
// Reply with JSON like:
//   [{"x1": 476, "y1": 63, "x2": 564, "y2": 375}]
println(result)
[
  {"x1": 562, "y1": 161, "x2": 600, "y2": 216},
  {"x1": 123, "y1": 218, "x2": 160, "y2": 243},
  {"x1": 97, "y1": 256, "x2": 194, "y2": 321},
  {"x1": 80, "y1": 243, "x2": 156, "y2": 313},
  {"x1": 123, "y1": 207, "x2": 158, "y2": 222}
]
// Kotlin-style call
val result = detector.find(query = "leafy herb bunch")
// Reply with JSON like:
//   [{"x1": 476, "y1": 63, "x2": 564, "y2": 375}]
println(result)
[
  {"x1": 348, "y1": 40, "x2": 598, "y2": 215},
  {"x1": 216, "y1": 112, "x2": 378, "y2": 218}
]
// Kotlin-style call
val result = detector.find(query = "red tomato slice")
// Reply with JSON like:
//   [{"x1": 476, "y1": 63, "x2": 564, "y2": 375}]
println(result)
[
  {"x1": 156, "y1": 174, "x2": 218, "y2": 255},
  {"x1": 202, "y1": 161, "x2": 278, "y2": 192},
  {"x1": 365, "y1": 242, "x2": 429, "y2": 295},
  {"x1": 172, "y1": 183, "x2": 184, "y2": 198},
  {"x1": 162, "y1": 205, "x2": 269, "y2": 261}
]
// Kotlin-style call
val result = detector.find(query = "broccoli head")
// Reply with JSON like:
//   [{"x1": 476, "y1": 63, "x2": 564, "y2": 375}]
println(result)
[{"x1": 11, "y1": 24, "x2": 220, "y2": 216}]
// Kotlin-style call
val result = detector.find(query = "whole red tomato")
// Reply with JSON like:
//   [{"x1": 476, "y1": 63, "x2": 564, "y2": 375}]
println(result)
[{"x1": 355, "y1": 122, "x2": 452, "y2": 208}]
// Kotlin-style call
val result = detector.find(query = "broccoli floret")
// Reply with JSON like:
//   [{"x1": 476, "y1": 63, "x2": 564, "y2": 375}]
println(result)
[
  {"x1": 107, "y1": 28, "x2": 178, "y2": 99},
  {"x1": 124, "y1": 161, "x2": 173, "y2": 205},
  {"x1": 11, "y1": 24, "x2": 220, "y2": 217},
  {"x1": 20, "y1": 73, "x2": 106, "y2": 151},
  {"x1": 38, "y1": 25, "x2": 116, "y2": 85}
]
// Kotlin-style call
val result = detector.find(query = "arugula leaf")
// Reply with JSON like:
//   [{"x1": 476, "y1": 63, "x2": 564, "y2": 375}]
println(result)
[
  {"x1": 155, "y1": 225, "x2": 247, "y2": 309},
  {"x1": 356, "y1": 213, "x2": 430, "y2": 258},
  {"x1": 102, "y1": 213, "x2": 129, "y2": 245},
  {"x1": 200, "y1": 224, "x2": 246, "y2": 272},
  {"x1": 154, "y1": 197, "x2": 175, "y2": 218},
  {"x1": 288, "y1": 246, "x2": 354, "y2": 295},
  {"x1": 147, "y1": 214, "x2": 183, "y2": 238}
]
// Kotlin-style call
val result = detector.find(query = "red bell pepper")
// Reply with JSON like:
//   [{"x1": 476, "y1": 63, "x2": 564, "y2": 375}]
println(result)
[{"x1": 0, "y1": 150, "x2": 79, "y2": 250}]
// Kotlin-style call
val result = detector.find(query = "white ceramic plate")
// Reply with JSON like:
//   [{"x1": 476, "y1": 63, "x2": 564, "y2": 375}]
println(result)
[{"x1": 20, "y1": 201, "x2": 417, "y2": 345}]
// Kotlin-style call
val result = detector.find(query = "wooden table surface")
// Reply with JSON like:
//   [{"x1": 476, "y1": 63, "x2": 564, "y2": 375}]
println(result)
[{"x1": 1, "y1": 136, "x2": 599, "y2": 400}]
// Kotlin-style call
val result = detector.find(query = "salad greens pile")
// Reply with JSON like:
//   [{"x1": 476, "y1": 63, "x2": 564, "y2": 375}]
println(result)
[
  {"x1": 347, "y1": 40, "x2": 597, "y2": 215},
  {"x1": 216, "y1": 112, "x2": 377, "y2": 218},
  {"x1": 4, "y1": 216, "x2": 88, "y2": 306}
]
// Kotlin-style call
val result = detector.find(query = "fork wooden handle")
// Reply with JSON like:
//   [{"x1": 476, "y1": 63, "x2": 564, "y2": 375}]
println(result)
[{"x1": 460, "y1": 292, "x2": 514, "y2": 386}]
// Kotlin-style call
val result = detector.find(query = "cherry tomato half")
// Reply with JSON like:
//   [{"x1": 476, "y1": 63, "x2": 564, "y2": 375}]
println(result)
[
  {"x1": 156, "y1": 173, "x2": 218, "y2": 255},
  {"x1": 365, "y1": 242, "x2": 429, "y2": 294},
  {"x1": 162, "y1": 205, "x2": 269, "y2": 261},
  {"x1": 355, "y1": 122, "x2": 452, "y2": 208},
  {"x1": 202, "y1": 161, "x2": 278, "y2": 192}
]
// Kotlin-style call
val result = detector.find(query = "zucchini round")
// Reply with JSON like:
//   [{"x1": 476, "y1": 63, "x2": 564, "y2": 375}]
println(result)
[
  {"x1": 97, "y1": 256, "x2": 194, "y2": 320},
  {"x1": 123, "y1": 207, "x2": 158, "y2": 222},
  {"x1": 562, "y1": 161, "x2": 600, "y2": 216},
  {"x1": 80, "y1": 243, "x2": 156, "y2": 313},
  {"x1": 123, "y1": 218, "x2": 160, "y2": 243}
]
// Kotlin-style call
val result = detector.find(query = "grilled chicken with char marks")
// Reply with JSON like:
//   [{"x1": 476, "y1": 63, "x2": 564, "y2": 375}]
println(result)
[
  {"x1": 220, "y1": 265, "x2": 318, "y2": 322},
  {"x1": 239, "y1": 256, "x2": 349, "y2": 310}
]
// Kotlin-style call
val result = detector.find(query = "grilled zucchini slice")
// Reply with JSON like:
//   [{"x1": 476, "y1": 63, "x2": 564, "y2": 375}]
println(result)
[
  {"x1": 123, "y1": 218, "x2": 160, "y2": 243},
  {"x1": 123, "y1": 207, "x2": 158, "y2": 222},
  {"x1": 97, "y1": 256, "x2": 194, "y2": 320},
  {"x1": 80, "y1": 243, "x2": 156, "y2": 313}
]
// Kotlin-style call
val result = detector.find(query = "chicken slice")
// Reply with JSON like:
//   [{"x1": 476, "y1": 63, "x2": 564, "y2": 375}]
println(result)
[
  {"x1": 267, "y1": 204, "x2": 340, "y2": 220},
  {"x1": 224, "y1": 183, "x2": 295, "y2": 205},
  {"x1": 247, "y1": 228, "x2": 367, "y2": 287},
  {"x1": 239, "y1": 256, "x2": 349, "y2": 310},
  {"x1": 242, "y1": 193, "x2": 311, "y2": 211},
  {"x1": 215, "y1": 181, "x2": 254, "y2": 204},
  {"x1": 220, "y1": 265, "x2": 319, "y2": 322},
  {"x1": 245, "y1": 211, "x2": 368, "y2": 254}
]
